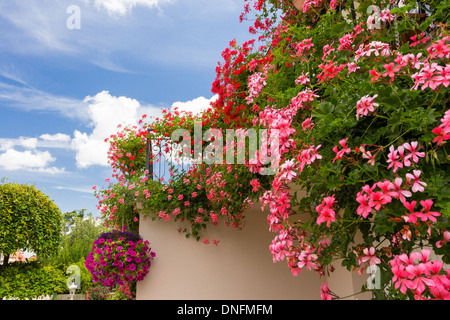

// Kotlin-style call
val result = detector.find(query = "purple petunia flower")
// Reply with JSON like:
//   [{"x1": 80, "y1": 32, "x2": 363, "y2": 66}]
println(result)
[{"x1": 86, "y1": 229, "x2": 156, "y2": 288}]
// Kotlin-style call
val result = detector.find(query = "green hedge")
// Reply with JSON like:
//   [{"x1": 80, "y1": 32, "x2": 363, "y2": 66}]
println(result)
[
  {"x1": 55, "y1": 258, "x2": 94, "y2": 294},
  {"x1": 0, "y1": 261, "x2": 66, "y2": 299}
]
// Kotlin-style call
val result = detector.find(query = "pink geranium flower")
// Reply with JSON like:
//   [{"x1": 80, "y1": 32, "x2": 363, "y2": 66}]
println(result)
[
  {"x1": 383, "y1": 62, "x2": 402, "y2": 82},
  {"x1": 316, "y1": 195, "x2": 337, "y2": 227},
  {"x1": 332, "y1": 138, "x2": 351, "y2": 162},
  {"x1": 295, "y1": 72, "x2": 310, "y2": 85},
  {"x1": 427, "y1": 38, "x2": 450, "y2": 59},
  {"x1": 356, "y1": 94, "x2": 378, "y2": 120},
  {"x1": 403, "y1": 141, "x2": 425, "y2": 164},
  {"x1": 360, "y1": 247, "x2": 381, "y2": 266},
  {"x1": 280, "y1": 159, "x2": 297, "y2": 181},
  {"x1": 369, "y1": 68, "x2": 381, "y2": 82},
  {"x1": 406, "y1": 170, "x2": 427, "y2": 192},
  {"x1": 416, "y1": 199, "x2": 441, "y2": 222},
  {"x1": 246, "y1": 71, "x2": 266, "y2": 104},
  {"x1": 369, "y1": 191, "x2": 390, "y2": 210},
  {"x1": 402, "y1": 200, "x2": 419, "y2": 224},
  {"x1": 386, "y1": 145, "x2": 403, "y2": 172},
  {"x1": 392, "y1": 177, "x2": 412, "y2": 203},
  {"x1": 320, "y1": 282, "x2": 333, "y2": 300},
  {"x1": 356, "y1": 192, "x2": 373, "y2": 218}
]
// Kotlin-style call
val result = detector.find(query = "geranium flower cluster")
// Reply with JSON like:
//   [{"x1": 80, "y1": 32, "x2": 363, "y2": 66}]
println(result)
[
  {"x1": 96, "y1": 105, "x2": 264, "y2": 243},
  {"x1": 92, "y1": 0, "x2": 449, "y2": 300},
  {"x1": 432, "y1": 109, "x2": 450, "y2": 145},
  {"x1": 355, "y1": 94, "x2": 378, "y2": 120},
  {"x1": 390, "y1": 249, "x2": 450, "y2": 299},
  {"x1": 386, "y1": 141, "x2": 425, "y2": 173},
  {"x1": 354, "y1": 171, "x2": 441, "y2": 231},
  {"x1": 239, "y1": 0, "x2": 449, "y2": 300},
  {"x1": 107, "y1": 124, "x2": 149, "y2": 179},
  {"x1": 246, "y1": 71, "x2": 267, "y2": 104},
  {"x1": 85, "y1": 229, "x2": 156, "y2": 288},
  {"x1": 316, "y1": 195, "x2": 337, "y2": 227}
]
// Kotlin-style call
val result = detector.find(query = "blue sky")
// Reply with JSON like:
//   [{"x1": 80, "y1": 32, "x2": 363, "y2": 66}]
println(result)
[{"x1": 0, "y1": 0, "x2": 252, "y2": 216}]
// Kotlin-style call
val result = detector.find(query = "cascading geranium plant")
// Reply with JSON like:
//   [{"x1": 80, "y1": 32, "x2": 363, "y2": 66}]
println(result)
[
  {"x1": 94, "y1": 0, "x2": 450, "y2": 300},
  {"x1": 234, "y1": 0, "x2": 450, "y2": 300},
  {"x1": 95, "y1": 106, "x2": 272, "y2": 242},
  {"x1": 85, "y1": 229, "x2": 156, "y2": 289}
]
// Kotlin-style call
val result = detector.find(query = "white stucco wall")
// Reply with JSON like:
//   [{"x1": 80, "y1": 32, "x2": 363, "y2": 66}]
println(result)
[
  {"x1": 137, "y1": 200, "x2": 374, "y2": 300},
  {"x1": 136, "y1": 180, "x2": 377, "y2": 300},
  {"x1": 136, "y1": 204, "x2": 330, "y2": 299}
]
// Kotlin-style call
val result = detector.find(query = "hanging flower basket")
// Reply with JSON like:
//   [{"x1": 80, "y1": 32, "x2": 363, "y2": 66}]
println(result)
[{"x1": 85, "y1": 230, "x2": 156, "y2": 288}]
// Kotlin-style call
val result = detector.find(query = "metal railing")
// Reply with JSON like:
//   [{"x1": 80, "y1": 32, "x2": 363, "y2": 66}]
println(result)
[{"x1": 145, "y1": 132, "x2": 192, "y2": 182}]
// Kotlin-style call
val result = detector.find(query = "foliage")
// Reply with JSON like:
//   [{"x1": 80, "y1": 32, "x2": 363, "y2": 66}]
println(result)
[
  {"x1": 95, "y1": 110, "x2": 271, "y2": 240},
  {"x1": 41, "y1": 210, "x2": 108, "y2": 267},
  {"x1": 93, "y1": 0, "x2": 450, "y2": 299},
  {"x1": 108, "y1": 281, "x2": 136, "y2": 300},
  {"x1": 85, "y1": 229, "x2": 156, "y2": 288},
  {"x1": 0, "y1": 261, "x2": 66, "y2": 299},
  {"x1": 34, "y1": 210, "x2": 108, "y2": 295},
  {"x1": 85, "y1": 278, "x2": 135, "y2": 300},
  {"x1": 85, "y1": 282, "x2": 111, "y2": 300},
  {"x1": 107, "y1": 124, "x2": 149, "y2": 180},
  {"x1": 0, "y1": 181, "x2": 62, "y2": 264},
  {"x1": 68, "y1": 257, "x2": 94, "y2": 294},
  {"x1": 236, "y1": 0, "x2": 450, "y2": 300}
]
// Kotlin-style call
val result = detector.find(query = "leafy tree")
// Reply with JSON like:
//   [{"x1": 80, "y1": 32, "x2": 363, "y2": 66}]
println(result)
[
  {"x1": 0, "y1": 181, "x2": 62, "y2": 267},
  {"x1": 42, "y1": 209, "x2": 107, "y2": 267}
]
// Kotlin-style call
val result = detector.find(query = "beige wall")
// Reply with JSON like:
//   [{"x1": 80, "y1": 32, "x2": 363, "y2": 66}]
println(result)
[
  {"x1": 136, "y1": 205, "x2": 321, "y2": 299},
  {"x1": 136, "y1": 202, "x2": 372, "y2": 300},
  {"x1": 326, "y1": 258, "x2": 372, "y2": 300}
]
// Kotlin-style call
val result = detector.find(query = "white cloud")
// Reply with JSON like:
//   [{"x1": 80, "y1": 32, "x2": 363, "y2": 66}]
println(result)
[
  {"x1": 39, "y1": 133, "x2": 73, "y2": 149},
  {"x1": 71, "y1": 90, "x2": 160, "y2": 168},
  {"x1": 70, "y1": 91, "x2": 217, "y2": 169},
  {"x1": 72, "y1": 130, "x2": 109, "y2": 168},
  {"x1": 92, "y1": 0, "x2": 174, "y2": 15},
  {"x1": 0, "y1": 87, "x2": 217, "y2": 171},
  {"x1": 0, "y1": 81, "x2": 90, "y2": 121},
  {"x1": 54, "y1": 185, "x2": 96, "y2": 194},
  {"x1": 0, "y1": 137, "x2": 39, "y2": 151},
  {"x1": 0, "y1": 149, "x2": 51, "y2": 171},
  {"x1": 0, "y1": 134, "x2": 73, "y2": 151},
  {"x1": 40, "y1": 133, "x2": 72, "y2": 143},
  {"x1": 0, "y1": 0, "x2": 247, "y2": 72},
  {"x1": 0, "y1": 64, "x2": 29, "y2": 86},
  {"x1": 0, "y1": 138, "x2": 34, "y2": 152},
  {"x1": 0, "y1": 134, "x2": 70, "y2": 174},
  {"x1": 0, "y1": 1, "x2": 80, "y2": 55},
  {"x1": 18, "y1": 137, "x2": 39, "y2": 149},
  {"x1": 34, "y1": 167, "x2": 67, "y2": 175},
  {"x1": 171, "y1": 95, "x2": 217, "y2": 115},
  {"x1": 0, "y1": 148, "x2": 65, "y2": 174}
]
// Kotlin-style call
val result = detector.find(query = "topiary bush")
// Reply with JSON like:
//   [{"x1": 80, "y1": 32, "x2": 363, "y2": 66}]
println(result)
[{"x1": 0, "y1": 181, "x2": 62, "y2": 265}]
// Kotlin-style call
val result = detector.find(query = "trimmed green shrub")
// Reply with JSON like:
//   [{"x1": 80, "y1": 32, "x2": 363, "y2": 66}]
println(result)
[{"x1": 0, "y1": 261, "x2": 66, "y2": 300}]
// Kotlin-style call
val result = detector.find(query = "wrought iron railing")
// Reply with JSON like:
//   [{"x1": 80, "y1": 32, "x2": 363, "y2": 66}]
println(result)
[{"x1": 145, "y1": 132, "x2": 192, "y2": 183}]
